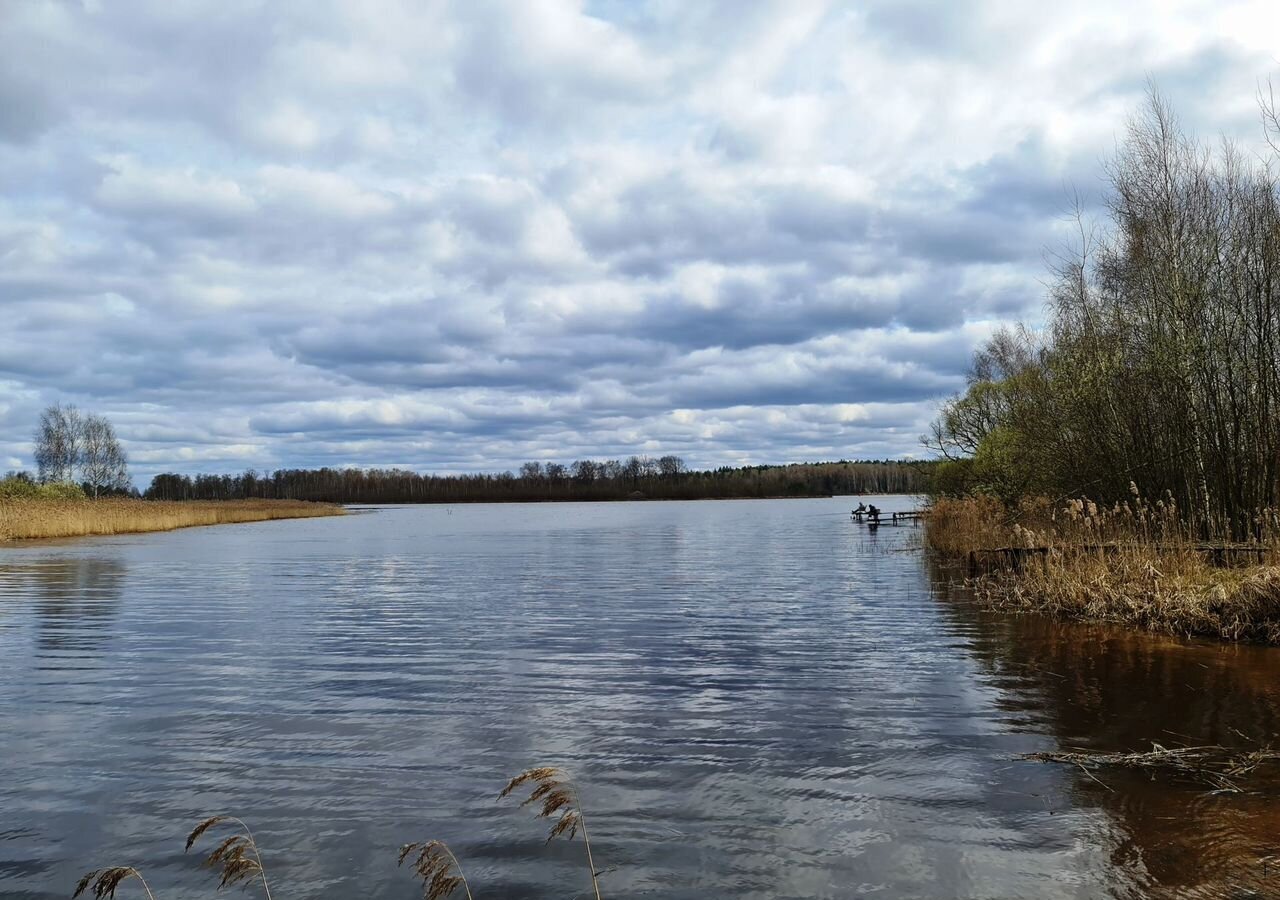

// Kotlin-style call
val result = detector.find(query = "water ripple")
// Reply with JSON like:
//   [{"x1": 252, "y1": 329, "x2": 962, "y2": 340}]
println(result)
[{"x1": 3, "y1": 499, "x2": 1277, "y2": 898}]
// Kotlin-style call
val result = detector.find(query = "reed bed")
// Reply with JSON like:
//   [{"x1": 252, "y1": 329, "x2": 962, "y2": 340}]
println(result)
[
  {"x1": 0, "y1": 498, "x2": 343, "y2": 542},
  {"x1": 926, "y1": 491, "x2": 1280, "y2": 643}
]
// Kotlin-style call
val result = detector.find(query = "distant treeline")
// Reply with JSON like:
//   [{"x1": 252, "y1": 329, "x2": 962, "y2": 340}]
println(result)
[{"x1": 144, "y1": 458, "x2": 931, "y2": 504}]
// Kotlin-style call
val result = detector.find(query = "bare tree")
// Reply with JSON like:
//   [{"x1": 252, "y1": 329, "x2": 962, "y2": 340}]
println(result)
[
  {"x1": 79, "y1": 413, "x2": 130, "y2": 497},
  {"x1": 658, "y1": 455, "x2": 687, "y2": 477},
  {"x1": 928, "y1": 85, "x2": 1280, "y2": 537},
  {"x1": 33, "y1": 404, "x2": 129, "y2": 495},
  {"x1": 571, "y1": 459, "x2": 599, "y2": 482},
  {"x1": 33, "y1": 403, "x2": 83, "y2": 484}
]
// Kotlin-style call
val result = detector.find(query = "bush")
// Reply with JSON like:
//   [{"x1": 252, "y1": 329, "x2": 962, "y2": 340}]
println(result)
[{"x1": 0, "y1": 477, "x2": 87, "y2": 500}]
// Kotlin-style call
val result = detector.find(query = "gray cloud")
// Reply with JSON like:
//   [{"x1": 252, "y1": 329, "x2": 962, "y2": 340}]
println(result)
[{"x1": 0, "y1": 0, "x2": 1275, "y2": 481}]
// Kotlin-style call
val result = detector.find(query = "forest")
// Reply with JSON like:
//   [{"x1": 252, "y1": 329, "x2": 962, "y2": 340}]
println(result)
[
  {"x1": 143, "y1": 458, "x2": 930, "y2": 504},
  {"x1": 928, "y1": 90, "x2": 1280, "y2": 541}
]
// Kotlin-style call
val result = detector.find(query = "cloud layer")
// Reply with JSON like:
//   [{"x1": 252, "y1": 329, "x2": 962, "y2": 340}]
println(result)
[{"x1": 3, "y1": 0, "x2": 1278, "y2": 479}]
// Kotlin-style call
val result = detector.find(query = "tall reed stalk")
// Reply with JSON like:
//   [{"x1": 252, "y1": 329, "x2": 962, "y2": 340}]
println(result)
[
  {"x1": 73, "y1": 867, "x2": 156, "y2": 900},
  {"x1": 398, "y1": 840, "x2": 474, "y2": 900},
  {"x1": 70, "y1": 773, "x2": 615, "y2": 899},
  {"x1": 185, "y1": 815, "x2": 273, "y2": 900},
  {"x1": 500, "y1": 767, "x2": 603, "y2": 900}
]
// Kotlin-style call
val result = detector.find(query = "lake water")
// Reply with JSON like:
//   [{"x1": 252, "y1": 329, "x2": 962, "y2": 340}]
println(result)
[{"x1": 2, "y1": 497, "x2": 1279, "y2": 899}]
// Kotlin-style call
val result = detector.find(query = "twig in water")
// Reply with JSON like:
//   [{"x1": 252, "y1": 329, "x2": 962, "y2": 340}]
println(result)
[{"x1": 1021, "y1": 743, "x2": 1280, "y2": 792}]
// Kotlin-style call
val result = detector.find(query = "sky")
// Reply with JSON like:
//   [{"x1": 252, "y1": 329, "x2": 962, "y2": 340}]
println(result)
[{"x1": 3, "y1": 0, "x2": 1279, "y2": 482}]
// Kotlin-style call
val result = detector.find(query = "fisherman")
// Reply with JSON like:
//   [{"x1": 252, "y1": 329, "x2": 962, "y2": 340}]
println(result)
[
  {"x1": 853, "y1": 501, "x2": 866, "y2": 513},
  {"x1": 866, "y1": 503, "x2": 880, "y2": 518}
]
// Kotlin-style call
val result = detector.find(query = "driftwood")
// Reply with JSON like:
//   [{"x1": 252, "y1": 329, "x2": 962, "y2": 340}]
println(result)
[{"x1": 1020, "y1": 743, "x2": 1280, "y2": 793}]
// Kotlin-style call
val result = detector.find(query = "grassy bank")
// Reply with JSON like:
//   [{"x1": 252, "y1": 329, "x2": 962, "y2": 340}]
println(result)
[
  {"x1": 0, "y1": 498, "x2": 344, "y2": 542},
  {"x1": 926, "y1": 495, "x2": 1280, "y2": 644}
]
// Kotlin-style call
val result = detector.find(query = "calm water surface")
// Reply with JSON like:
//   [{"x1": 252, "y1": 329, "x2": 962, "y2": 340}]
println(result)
[{"x1": 2, "y1": 498, "x2": 1279, "y2": 899}]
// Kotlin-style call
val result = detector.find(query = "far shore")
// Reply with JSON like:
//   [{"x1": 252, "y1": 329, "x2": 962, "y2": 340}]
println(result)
[
  {"x1": 0, "y1": 498, "x2": 345, "y2": 542},
  {"x1": 343, "y1": 492, "x2": 916, "y2": 504}
]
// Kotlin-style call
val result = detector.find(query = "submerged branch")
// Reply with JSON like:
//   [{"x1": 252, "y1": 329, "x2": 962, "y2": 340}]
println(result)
[{"x1": 1020, "y1": 743, "x2": 1280, "y2": 792}]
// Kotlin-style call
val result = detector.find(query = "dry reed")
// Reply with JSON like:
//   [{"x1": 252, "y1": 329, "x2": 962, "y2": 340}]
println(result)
[
  {"x1": 69, "y1": 771, "x2": 612, "y2": 899},
  {"x1": 185, "y1": 815, "x2": 273, "y2": 899},
  {"x1": 0, "y1": 498, "x2": 343, "y2": 542},
  {"x1": 73, "y1": 867, "x2": 156, "y2": 900},
  {"x1": 927, "y1": 490, "x2": 1280, "y2": 643},
  {"x1": 398, "y1": 840, "x2": 474, "y2": 900},
  {"x1": 500, "y1": 767, "x2": 603, "y2": 900},
  {"x1": 922, "y1": 495, "x2": 1010, "y2": 556}
]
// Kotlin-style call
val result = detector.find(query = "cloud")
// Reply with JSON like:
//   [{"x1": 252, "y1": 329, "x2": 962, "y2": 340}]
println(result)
[{"x1": 0, "y1": 0, "x2": 1276, "y2": 480}]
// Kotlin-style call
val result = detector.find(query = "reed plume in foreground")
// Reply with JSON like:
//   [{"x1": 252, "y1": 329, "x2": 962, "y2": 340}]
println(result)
[
  {"x1": 500, "y1": 767, "x2": 602, "y2": 900},
  {"x1": 185, "y1": 815, "x2": 273, "y2": 899},
  {"x1": 398, "y1": 840, "x2": 474, "y2": 900},
  {"x1": 72, "y1": 867, "x2": 156, "y2": 900}
]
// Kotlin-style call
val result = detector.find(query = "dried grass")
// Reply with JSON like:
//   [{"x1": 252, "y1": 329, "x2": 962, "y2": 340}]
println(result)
[
  {"x1": 976, "y1": 550, "x2": 1280, "y2": 643},
  {"x1": 922, "y1": 495, "x2": 1010, "y2": 556},
  {"x1": 927, "y1": 491, "x2": 1280, "y2": 643},
  {"x1": 0, "y1": 498, "x2": 343, "y2": 542}
]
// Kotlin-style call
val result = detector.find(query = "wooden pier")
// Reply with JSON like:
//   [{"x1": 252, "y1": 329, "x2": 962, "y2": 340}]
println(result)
[{"x1": 850, "y1": 509, "x2": 924, "y2": 526}]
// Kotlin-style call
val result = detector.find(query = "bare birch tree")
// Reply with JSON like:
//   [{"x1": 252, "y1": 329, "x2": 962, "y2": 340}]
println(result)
[
  {"x1": 79, "y1": 413, "x2": 130, "y2": 497},
  {"x1": 33, "y1": 403, "x2": 83, "y2": 484},
  {"x1": 930, "y1": 86, "x2": 1280, "y2": 539},
  {"x1": 33, "y1": 404, "x2": 129, "y2": 495}
]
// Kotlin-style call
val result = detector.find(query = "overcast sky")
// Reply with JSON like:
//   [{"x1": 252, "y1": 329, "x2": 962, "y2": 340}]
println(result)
[{"x1": 2, "y1": 1, "x2": 1278, "y2": 480}]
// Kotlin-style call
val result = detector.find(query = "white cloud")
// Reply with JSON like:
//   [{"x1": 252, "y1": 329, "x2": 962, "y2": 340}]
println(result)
[
  {"x1": 95, "y1": 158, "x2": 257, "y2": 222},
  {"x1": 0, "y1": 0, "x2": 1275, "y2": 481}
]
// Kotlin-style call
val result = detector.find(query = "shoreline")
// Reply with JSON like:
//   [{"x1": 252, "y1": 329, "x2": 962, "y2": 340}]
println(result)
[
  {"x1": 0, "y1": 498, "x2": 345, "y2": 543},
  {"x1": 926, "y1": 497, "x2": 1280, "y2": 645},
  {"x1": 323, "y1": 492, "x2": 912, "y2": 504}
]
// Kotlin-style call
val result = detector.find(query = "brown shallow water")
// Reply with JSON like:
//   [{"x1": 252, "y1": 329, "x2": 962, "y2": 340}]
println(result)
[
  {"x1": 1, "y1": 498, "x2": 1279, "y2": 899},
  {"x1": 931, "y1": 567, "x2": 1280, "y2": 899}
]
